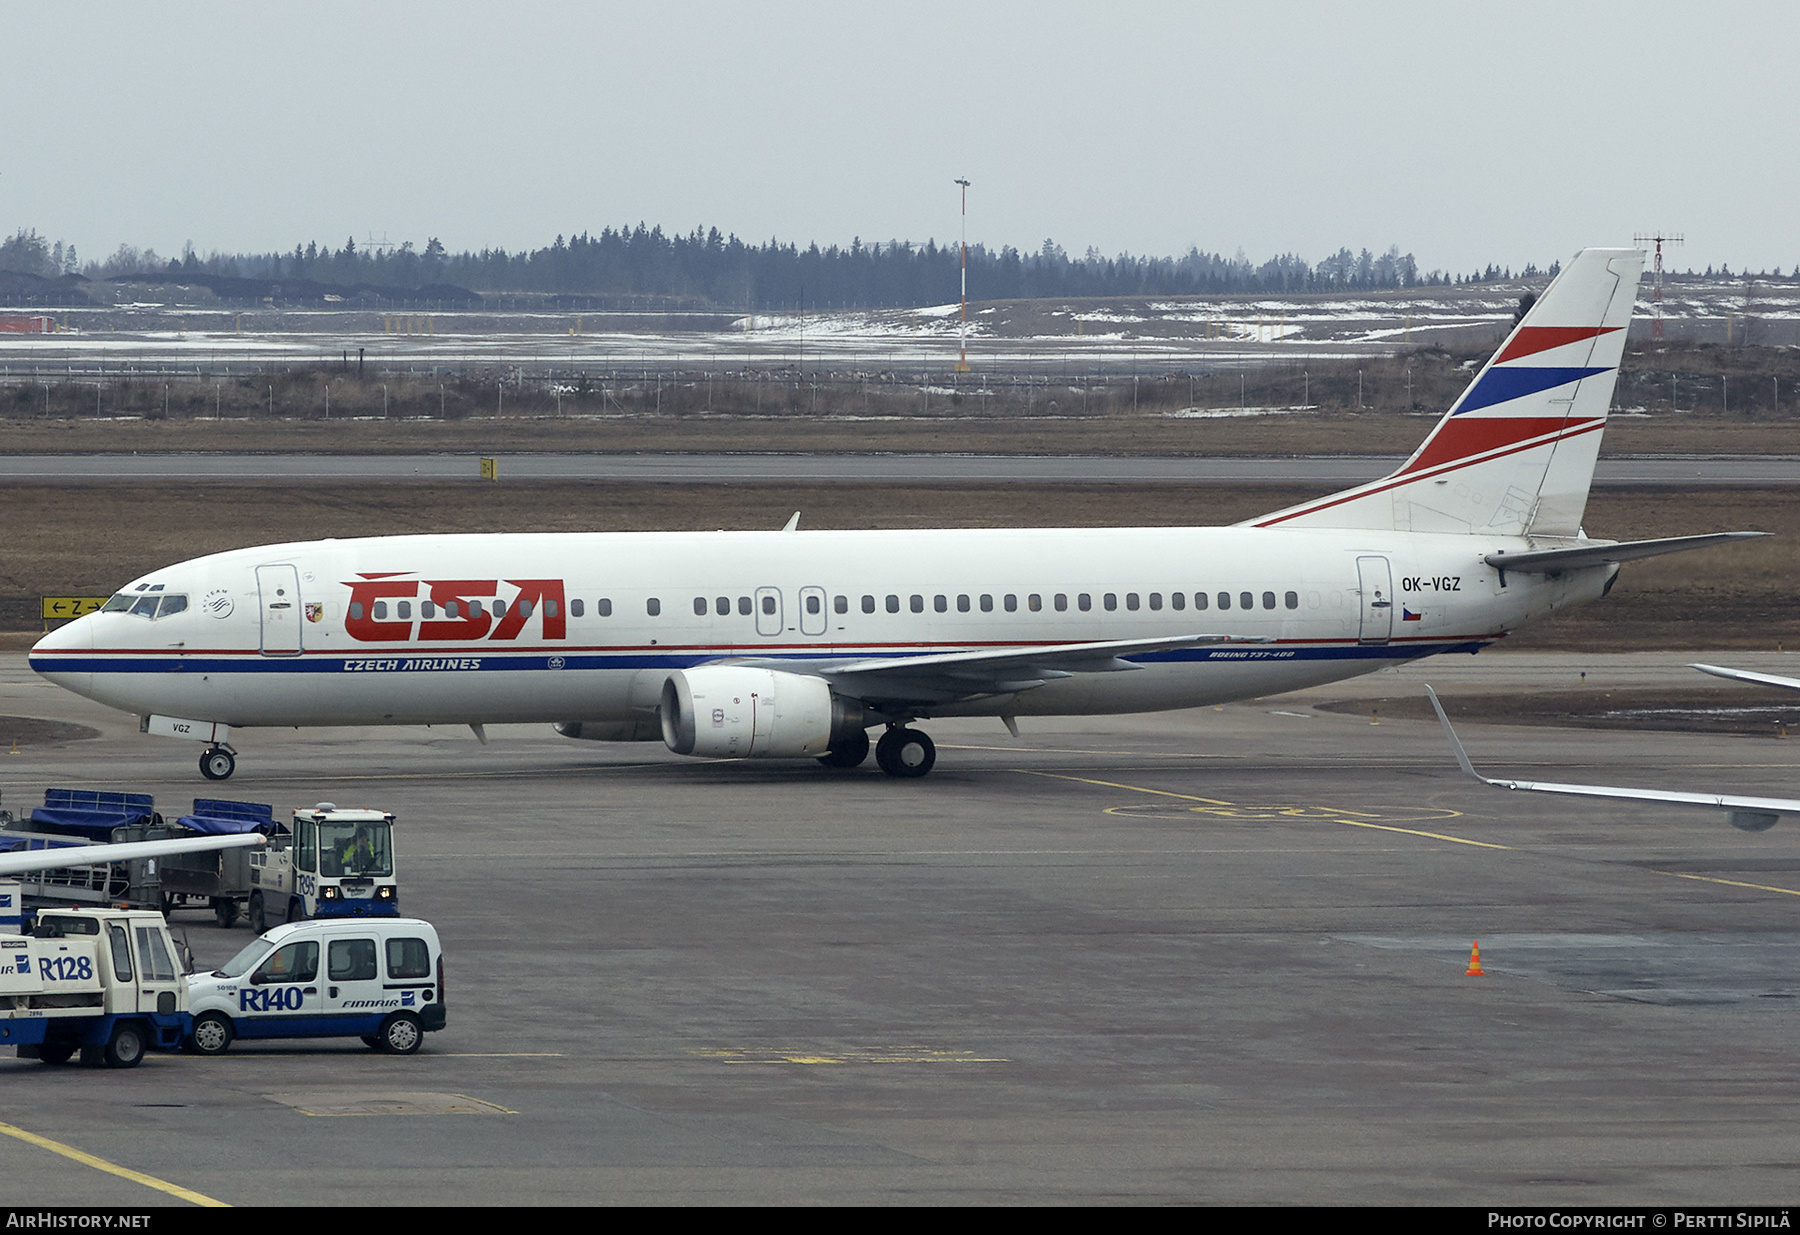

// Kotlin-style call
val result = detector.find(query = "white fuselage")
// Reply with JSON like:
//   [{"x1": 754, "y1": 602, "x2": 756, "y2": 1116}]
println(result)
[{"x1": 29, "y1": 526, "x2": 1611, "y2": 731}]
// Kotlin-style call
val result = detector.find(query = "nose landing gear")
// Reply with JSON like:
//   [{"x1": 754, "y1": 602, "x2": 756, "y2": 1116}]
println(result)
[
  {"x1": 874, "y1": 726, "x2": 935, "y2": 778},
  {"x1": 199, "y1": 745, "x2": 237, "y2": 780}
]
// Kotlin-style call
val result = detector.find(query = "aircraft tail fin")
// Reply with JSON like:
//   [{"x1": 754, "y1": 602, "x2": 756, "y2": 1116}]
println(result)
[{"x1": 1247, "y1": 248, "x2": 1644, "y2": 536}]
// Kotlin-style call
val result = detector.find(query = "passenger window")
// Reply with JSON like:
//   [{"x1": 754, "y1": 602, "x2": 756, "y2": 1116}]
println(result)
[
  {"x1": 1261, "y1": 592, "x2": 1275, "y2": 610},
  {"x1": 386, "y1": 937, "x2": 432, "y2": 980},
  {"x1": 834, "y1": 595, "x2": 848, "y2": 614},
  {"x1": 1003, "y1": 594, "x2": 1018, "y2": 612},
  {"x1": 693, "y1": 597, "x2": 708, "y2": 616},
  {"x1": 398, "y1": 601, "x2": 411, "y2": 620},
  {"x1": 349, "y1": 602, "x2": 364, "y2": 621},
  {"x1": 493, "y1": 600, "x2": 507, "y2": 618},
  {"x1": 1126, "y1": 593, "x2": 1139, "y2": 611},
  {"x1": 910, "y1": 595, "x2": 924, "y2": 613},
  {"x1": 957, "y1": 595, "x2": 970, "y2": 612},
  {"x1": 544, "y1": 599, "x2": 558, "y2": 618},
  {"x1": 646, "y1": 598, "x2": 661, "y2": 617},
  {"x1": 470, "y1": 599, "x2": 484, "y2": 617},
  {"x1": 373, "y1": 601, "x2": 388, "y2": 620},
  {"x1": 761, "y1": 595, "x2": 777, "y2": 615},
  {"x1": 1218, "y1": 593, "x2": 1230, "y2": 610},
  {"x1": 421, "y1": 600, "x2": 437, "y2": 618},
  {"x1": 570, "y1": 599, "x2": 583, "y2": 617},
  {"x1": 933, "y1": 595, "x2": 947, "y2": 613},
  {"x1": 980, "y1": 594, "x2": 993, "y2": 612},
  {"x1": 807, "y1": 595, "x2": 822, "y2": 615},
  {"x1": 253, "y1": 940, "x2": 319, "y2": 984},
  {"x1": 886, "y1": 595, "x2": 900, "y2": 614},
  {"x1": 1195, "y1": 592, "x2": 1207, "y2": 610},
  {"x1": 1104, "y1": 593, "x2": 1117, "y2": 611},
  {"x1": 1078, "y1": 593, "x2": 1091, "y2": 612},
  {"x1": 328, "y1": 938, "x2": 378, "y2": 983},
  {"x1": 1028, "y1": 594, "x2": 1042, "y2": 612},
  {"x1": 597, "y1": 599, "x2": 612, "y2": 617},
  {"x1": 109, "y1": 924, "x2": 134, "y2": 982},
  {"x1": 1171, "y1": 592, "x2": 1185, "y2": 611},
  {"x1": 518, "y1": 601, "x2": 533, "y2": 619},
  {"x1": 738, "y1": 596, "x2": 752, "y2": 615},
  {"x1": 862, "y1": 595, "x2": 876, "y2": 614},
  {"x1": 1054, "y1": 594, "x2": 1067, "y2": 612},
  {"x1": 1285, "y1": 591, "x2": 1299, "y2": 610},
  {"x1": 1149, "y1": 593, "x2": 1162, "y2": 611},
  {"x1": 1240, "y1": 592, "x2": 1254, "y2": 610}
]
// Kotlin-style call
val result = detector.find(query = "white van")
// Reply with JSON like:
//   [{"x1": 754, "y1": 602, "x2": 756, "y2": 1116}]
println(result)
[{"x1": 185, "y1": 917, "x2": 444, "y2": 1055}]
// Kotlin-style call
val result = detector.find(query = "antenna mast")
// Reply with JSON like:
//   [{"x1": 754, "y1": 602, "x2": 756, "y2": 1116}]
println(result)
[
  {"x1": 955, "y1": 178, "x2": 971, "y2": 373},
  {"x1": 1633, "y1": 232, "x2": 1683, "y2": 341}
]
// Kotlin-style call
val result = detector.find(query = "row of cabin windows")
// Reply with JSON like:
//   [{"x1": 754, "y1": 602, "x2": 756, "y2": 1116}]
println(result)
[
  {"x1": 358, "y1": 591, "x2": 1302, "y2": 623},
  {"x1": 850, "y1": 591, "x2": 1299, "y2": 614}
]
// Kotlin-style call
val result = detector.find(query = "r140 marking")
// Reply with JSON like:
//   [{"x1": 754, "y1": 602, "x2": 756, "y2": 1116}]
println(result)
[{"x1": 1402, "y1": 576, "x2": 1461, "y2": 592}]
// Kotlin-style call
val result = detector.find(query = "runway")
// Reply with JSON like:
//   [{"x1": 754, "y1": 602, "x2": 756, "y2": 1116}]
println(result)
[
  {"x1": 2, "y1": 451, "x2": 1797, "y2": 485},
  {"x1": 3, "y1": 649, "x2": 1800, "y2": 1204}
]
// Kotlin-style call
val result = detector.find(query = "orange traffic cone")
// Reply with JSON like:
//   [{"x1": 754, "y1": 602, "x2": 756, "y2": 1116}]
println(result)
[{"x1": 1465, "y1": 941, "x2": 1485, "y2": 976}]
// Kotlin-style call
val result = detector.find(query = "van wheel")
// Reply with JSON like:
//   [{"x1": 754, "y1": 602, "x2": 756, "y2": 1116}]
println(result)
[
  {"x1": 286, "y1": 898, "x2": 307, "y2": 924},
  {"x1": 104, "y1": 1022, "x2": 146, "y2": 1069},
  {"x1": 37, "y1": 1043, "x2": 75, "y2": 1065},
  {"x1": 187, "y1": 1013, "x2": 234, "y2": 1056},
  {"x1": 213, "y1": 897, "x2": 240, "y2": 928},
  {"x1": 248, "y1": 893, "x2": 266, "y2": 933},
  {"x1": 377, "y1": 1013, "x2": 423, "y2": 1055}
]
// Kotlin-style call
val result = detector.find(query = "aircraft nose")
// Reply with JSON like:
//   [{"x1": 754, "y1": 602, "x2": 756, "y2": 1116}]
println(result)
[{"x1": 30, "y1": 613, "x2": 94, "y2": 696}]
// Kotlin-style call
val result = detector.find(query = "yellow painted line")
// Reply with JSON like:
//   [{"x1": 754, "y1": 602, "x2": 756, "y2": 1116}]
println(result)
[
  {"x1": 0, "y1": 1117, "x2": 228, "y2": 1207},
  {"x1": 437, "y1": 1052, "x2": 565, "y2": 1058},
  {"x1": 1333, "y1": 819, "x2": 1513, "y2": 850},
  {"x1": 1025, "y1": 770, "x2": 1504, "y2": 847},
  {"x1": 1019, "y1": 770, "x2": 1234, "y2": 805},
  {"x1": 1652, "y1": 870, "x2": 1800, "y2": 898}
]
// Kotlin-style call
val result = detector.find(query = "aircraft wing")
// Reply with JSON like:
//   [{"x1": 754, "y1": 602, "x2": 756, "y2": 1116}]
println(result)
[
  {"x1": 0, "y1": 832, "x2": 266, "y2": 877},
  {"x1": 741, "y1": 634, "x2": 1256, "y2": 706},
  {"x1": 1425, "y1": 685, "x2": 1798, "y2": 831},
  {"x1": 1482, "y1": 531, "x2": 1766, "y2": 574},
  {"x1": 1690, "y1": 663, "x2": 1800, "y2": 692}
]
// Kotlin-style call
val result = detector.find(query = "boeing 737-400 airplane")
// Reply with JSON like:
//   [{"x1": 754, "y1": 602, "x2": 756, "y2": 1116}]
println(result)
[{"x1": 28, "y1": 248, "x2": 1760, "y2": 780}]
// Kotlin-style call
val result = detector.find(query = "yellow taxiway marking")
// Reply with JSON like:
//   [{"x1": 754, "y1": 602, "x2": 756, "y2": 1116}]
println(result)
[
  {"x1": 1023, "y1": 770, "x2": 1506, "y2": 848},
  {"x1": 0, "y1": 1117, "x2": 228, "y2": 1207},
  {"x1": 1652, "y1": 870, "x2": 1800, "y2": 898},
  {"x1": 695, "y1": 1047, "x2": 1010, "y2": 1065}
]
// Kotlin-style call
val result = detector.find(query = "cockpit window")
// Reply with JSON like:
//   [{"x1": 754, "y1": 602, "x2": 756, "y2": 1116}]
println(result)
[{"x1": 104, "y1": 591, "x2": 188, "y2": 618}]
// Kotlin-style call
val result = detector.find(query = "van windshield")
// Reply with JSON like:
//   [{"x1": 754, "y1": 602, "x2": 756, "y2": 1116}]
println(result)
[
  {"x1": 215, "y1": 938, "x2": 274, "y2": 979},
  {"x1": 318, "y1": 821, "x2": 393, "y2": 878}
]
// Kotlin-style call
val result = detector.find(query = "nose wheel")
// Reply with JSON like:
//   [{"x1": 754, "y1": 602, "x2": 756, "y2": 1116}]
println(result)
[
  {"x1": 199, "y1": 745, "x2": 236, "y2": 780},
  {"x1": 874, "y1": 726, "x2": 935, "y2": 778}
]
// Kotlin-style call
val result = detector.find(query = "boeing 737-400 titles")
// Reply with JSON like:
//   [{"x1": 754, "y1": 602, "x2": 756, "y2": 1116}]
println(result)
[{"x1": 28, "y1": 248, "x2": 1761, "y2": 780}]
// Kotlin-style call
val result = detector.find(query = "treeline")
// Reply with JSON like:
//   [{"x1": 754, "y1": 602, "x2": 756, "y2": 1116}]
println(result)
[{"x1": 12, "y1": 223, "x2": 1784, "y2": 311}]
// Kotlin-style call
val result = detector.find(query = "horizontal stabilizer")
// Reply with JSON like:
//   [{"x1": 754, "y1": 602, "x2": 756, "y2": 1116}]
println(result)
[
  {"x1": 0, "y1": 832, "x2": 266, "y2": 877},
  {"x1": 1483, "y1": 531, "x2": 1767, "y2": 573},
  {"x1": 1426, "y1": 685, "x2": 1797, "y2": 831},
  {"x1": 1690, "y1": 663, "x2": 1800, "y2": 692}
]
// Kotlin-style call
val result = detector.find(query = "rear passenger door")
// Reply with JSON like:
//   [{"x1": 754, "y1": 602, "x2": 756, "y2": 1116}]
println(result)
[{"x1": 324, "y1": 936, "x2": 386, "y2": 1031}]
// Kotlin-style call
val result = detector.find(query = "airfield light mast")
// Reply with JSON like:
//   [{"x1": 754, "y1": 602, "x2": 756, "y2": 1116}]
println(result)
[
  {"x1": 1633, "y1": 232, "x2": 1683, "y2": 342},
  {"x1": 955, "y1": 178, "x2": 971, "y2": 373}
]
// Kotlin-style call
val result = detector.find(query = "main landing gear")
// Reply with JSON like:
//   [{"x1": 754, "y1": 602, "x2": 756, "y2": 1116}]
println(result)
[
  {"x1": 874, "y1": 726, "x2": 935, "y2": 779},
  {"x1": 199, "y1": 744, "x2": 237, "y2": 781},
  {"x1": 816, "y1": 726, "x2": 871, "y2": 769}
]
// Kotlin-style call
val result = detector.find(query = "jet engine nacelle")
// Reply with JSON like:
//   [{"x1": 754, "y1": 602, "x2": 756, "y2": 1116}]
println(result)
[{"x1": 659, "y1": 666, "x2": 838, "y2": 759}]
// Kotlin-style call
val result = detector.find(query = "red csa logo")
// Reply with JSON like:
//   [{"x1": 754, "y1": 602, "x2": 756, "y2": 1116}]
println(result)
[{"x1": 343, "y1": 574, "x2": 567, "y2": 644}]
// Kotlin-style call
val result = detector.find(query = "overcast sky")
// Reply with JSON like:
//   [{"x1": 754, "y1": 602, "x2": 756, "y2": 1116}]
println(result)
[{"x1": 6, "y1": 2, "x2": 1794, "y2": 277}]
